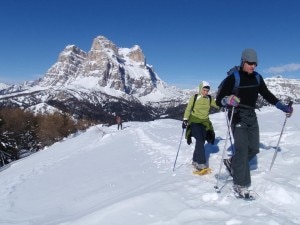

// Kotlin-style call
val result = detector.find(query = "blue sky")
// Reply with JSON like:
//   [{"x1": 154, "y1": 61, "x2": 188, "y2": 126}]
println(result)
[{"x1": 1, "y1": 0, "x2": 300, "y2": 89}]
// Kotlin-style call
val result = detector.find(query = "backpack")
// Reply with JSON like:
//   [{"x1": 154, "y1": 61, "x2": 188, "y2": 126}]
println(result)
[{"x1": 217, "y1": 66, "x2": 261, "y2": 97}]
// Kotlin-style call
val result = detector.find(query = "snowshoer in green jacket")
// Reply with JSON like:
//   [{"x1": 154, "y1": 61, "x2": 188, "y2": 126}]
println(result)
[{"x1": 182, "y1": 81, "x2": 219, "y2": 172}]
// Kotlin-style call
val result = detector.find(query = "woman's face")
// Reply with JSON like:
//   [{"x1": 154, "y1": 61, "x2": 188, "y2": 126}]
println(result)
[{"x1": 201, "y1": 88, "x2": 209, "y2": 96}]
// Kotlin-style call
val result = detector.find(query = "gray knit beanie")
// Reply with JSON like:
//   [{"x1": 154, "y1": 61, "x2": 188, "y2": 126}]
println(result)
[{"x1": 241, "y1": 48, "x2": 258, "y2": 64}]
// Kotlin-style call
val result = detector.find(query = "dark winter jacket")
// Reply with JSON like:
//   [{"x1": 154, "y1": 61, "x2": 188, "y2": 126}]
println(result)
[
  {"x1": 216, "y1": 70, "x2": 279, "y2": 108},
  {"x1": 116, "y1": 116, "x2": 122, "y2": 124}
]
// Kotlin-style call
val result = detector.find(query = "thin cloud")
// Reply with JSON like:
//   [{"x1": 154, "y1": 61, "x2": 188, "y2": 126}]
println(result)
[{"x1": 264, "y1": 63, "x2": 300, "y2": 74}]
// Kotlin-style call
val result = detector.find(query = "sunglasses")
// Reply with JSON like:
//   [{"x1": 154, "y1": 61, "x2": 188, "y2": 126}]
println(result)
[{"x1": 246, "y1": 61, "x2": 257, "y2": 66}]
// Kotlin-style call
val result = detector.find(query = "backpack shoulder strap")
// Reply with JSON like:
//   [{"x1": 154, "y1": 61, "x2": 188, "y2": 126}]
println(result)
[
  {"x1": 207, "y1": 94, "x2": 212, "y2": 105},
  {"x1": 254, "y1": 71, "x2": 261, "y2": 85},
  {"x1": 233, "y1": 70, "x2": 261, "y2": 92},
  {"x1": 233, "y1": 70, "x2": 240, "y2": 88},
  {"x1": 231, "y1": 70, "x2": 240, "y2": 94},
  {"x1": 191, "y1": 94, "x2": 198, "y2": 112}
]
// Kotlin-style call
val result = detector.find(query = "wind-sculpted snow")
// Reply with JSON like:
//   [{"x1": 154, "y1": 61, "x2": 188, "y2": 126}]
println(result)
[{"x1": 0, "y1": 106, "x2": 300, "y2": 224}]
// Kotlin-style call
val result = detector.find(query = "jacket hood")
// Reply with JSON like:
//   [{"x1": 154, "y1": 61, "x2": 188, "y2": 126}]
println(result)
[{"x1": 199, "y1": 81, "x2": 210, "y2": 92}]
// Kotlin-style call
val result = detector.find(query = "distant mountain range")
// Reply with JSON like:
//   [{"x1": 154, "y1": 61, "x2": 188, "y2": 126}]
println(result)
[
  {"x1": 0, "y1": 36, "x2": 299, "y2": 123},
  {"x1": 0, "y1": 83, "x2": 11, "y2": 91},
  {"x1": 263, "y1": 75, "x2": 300, "y2": 103}
]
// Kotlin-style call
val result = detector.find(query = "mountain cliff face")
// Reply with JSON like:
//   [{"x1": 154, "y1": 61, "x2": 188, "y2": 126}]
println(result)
[
  {"x1": 0, "y1": 36, "x2": 188, "y2": 122},
  {"x1": 36, "y1": 36, "x2": 178, "y2": 99},
  {"x1": 38, "y1": 45, "x2": 87, "y2": 87}
]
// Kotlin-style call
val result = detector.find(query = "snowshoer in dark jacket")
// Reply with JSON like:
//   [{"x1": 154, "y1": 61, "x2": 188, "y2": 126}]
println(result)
[{"x1": 216, "y1": 48, "x2": 293, "y2": 199}]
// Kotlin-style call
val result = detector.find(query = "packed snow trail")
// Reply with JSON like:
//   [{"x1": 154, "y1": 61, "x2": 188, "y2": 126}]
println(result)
[{"x1": 0, "y1": 106, "x2": 300, "y2": 225}]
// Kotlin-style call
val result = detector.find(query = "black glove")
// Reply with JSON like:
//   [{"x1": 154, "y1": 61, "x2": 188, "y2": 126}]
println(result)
[{"x1": 182, "y1": 120, "x2": 188, "y2": 129}]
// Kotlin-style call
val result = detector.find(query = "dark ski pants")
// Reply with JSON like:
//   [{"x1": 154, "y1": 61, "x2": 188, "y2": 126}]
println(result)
[
  {"x1": 231, "y1": 119, "x2": 259, "y2": 187},
  {"x1": 117, "y1": 123, "x2": 122, "y2": 130},
  {"x1": 191, "y1": 123, "x2": 207, "y2": 165}
]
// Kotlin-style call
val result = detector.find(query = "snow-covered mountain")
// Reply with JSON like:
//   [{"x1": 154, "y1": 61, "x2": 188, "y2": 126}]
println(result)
[
  {"x1": 4, "y1": 36, "x2": 187, "y2": 103},
  {"x1": 0, "y1": 36, "x2": 188, "y2": 122},
  {"x1": 0, "y1": 83, "x2": 11, "y2": 91},
  {"x1": 0, "y1": 36, "x2": 299, "y2": 122}
]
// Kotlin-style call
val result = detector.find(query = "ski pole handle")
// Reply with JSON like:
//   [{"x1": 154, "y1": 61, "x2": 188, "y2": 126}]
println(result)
[{"x1": 286, "y1": 101, "x2": 293, "y2": 118}]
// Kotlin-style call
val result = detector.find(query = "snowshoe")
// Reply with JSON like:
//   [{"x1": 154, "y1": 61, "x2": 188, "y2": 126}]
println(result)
[
  {"x1": 193, "y1": 168, "x2": 212, "y2": 175},
  {"x1": 234, "y1": 191, "x2": 255, "y2": 200},
  {"x1": 233, "y1": 185, "x2": 255, "y2": 201}
]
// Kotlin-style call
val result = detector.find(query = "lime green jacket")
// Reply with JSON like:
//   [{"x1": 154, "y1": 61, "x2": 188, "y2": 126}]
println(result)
[
  {"x1": 183, "y1": 94, "x2": 219, "y2": 141},
  {"x1": 183, "y1": 82, "x2": 220, "y2": 142},
  {"x1": 183, "y1": 94, "x2": 219, "y2": 123}
]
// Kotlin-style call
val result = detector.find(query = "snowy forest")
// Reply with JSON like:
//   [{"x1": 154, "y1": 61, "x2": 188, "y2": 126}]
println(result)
[{"x1": 0, "y1": 108, "x2": 93, "y2": 167}]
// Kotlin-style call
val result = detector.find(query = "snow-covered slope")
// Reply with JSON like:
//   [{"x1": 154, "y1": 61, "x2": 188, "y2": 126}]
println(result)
[{"x1": 1, "y1": 105, "x2": 299, "y2": 224}]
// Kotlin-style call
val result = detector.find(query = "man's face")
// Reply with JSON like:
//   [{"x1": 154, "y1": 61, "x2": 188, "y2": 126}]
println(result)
[{"x1": 243, "y1": 61, "x2": 257, "y2": 74}]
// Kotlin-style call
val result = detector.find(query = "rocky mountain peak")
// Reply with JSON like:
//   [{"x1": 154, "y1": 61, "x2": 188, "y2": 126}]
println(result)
[
  {"x1": 125, "y1": 45, "x2": 145, "y2": 64},
  {"x1": 91, "y1": 36, "x2": 118, "y2": 55},
  {"x1": 38, "y1": 45, "x2": 87, "y2": 87},
  {"x1": 57, "y1": 45, "x2": 87, "y2": 68}
]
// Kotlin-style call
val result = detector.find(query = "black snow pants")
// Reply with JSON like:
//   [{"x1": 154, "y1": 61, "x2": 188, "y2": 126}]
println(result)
[
  {"x1": 230, "y1": 108, "x2": 260, "y2": 187},
  {"x1": 191, "y1": 123, "x2": 207, "y2": 165}
]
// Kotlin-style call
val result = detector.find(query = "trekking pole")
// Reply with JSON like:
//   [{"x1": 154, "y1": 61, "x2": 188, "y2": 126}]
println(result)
[
  {"x1": 269, "y1": 101, "x2": 293, "y2": 171},
  {"x1": 225, "y1": 108, "x2": 235, "y2": 155},
  {"x1": 173, "y1": 128, "x2": 185, "y2": 172},
  {"x1": 214, "y1": 106, "x2": 235, "y2": 192}
]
